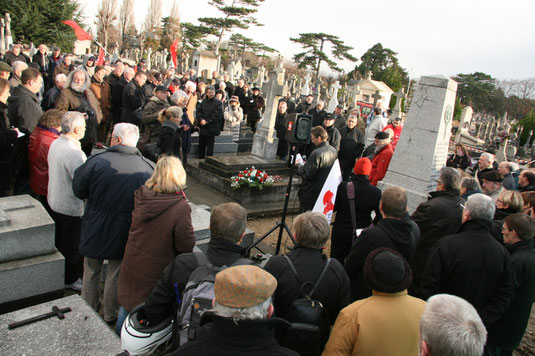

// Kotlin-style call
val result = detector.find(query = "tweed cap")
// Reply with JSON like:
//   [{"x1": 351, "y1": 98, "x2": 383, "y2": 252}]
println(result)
[
  {"x1": 214, "y1": 265, "x2": 277, "y2": 308},
  {"x1": 0, "y1": 61, "x2": 13, "y2": 73}
]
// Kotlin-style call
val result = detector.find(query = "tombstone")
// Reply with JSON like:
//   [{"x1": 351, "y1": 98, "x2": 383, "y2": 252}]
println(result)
[
  {"x1": 378, "y1": 75, "x2": 458, "y2": 212},
  {"x1": 288, "y1": 74, "x2": 297, "y2": 95},
  {"x1": 162, "y1": 48, "x2": 169, "y2": 69},
  {"x1": 524, "y1": 130, "x2": 533, "y2": 150},
  {"x1": 496, "y1": 121, "x2": 512, "y2": 163},
  {"x1": 227, "y1": 60, "x2": 236, "y2": 81},
  {"x1": 146, "y1": 48, "x2": 152, "y2": 70},
  {"x1": 0, "y1": 295, "x2": 122, "y2": 354},
  {"x1": 0, "y1": 18, "x2": 5, "y2": 52},
  {"x1": 301, "y1": 73, "x2": 311, "y2": 96},
  {"x1": 256, "y1": 65, "x2": 265, "y2": 88},
  {"x1": 4, "y1": 13, "x2": 12, "y2": 50},
  {"x1": 454, "y1": 106, "x2": 473, "y2": 143},
  {"x1": 251, "y1": 70, "x2": 288, "y2": 159},
  {"x1": 347, "y1": 83, "x2": 361, "y2": 109},
  {"x1": 391, "y1": 87, "x2": 407, "y2": 119},
  {"x1": 372, "y1": 90, "x2": 383, "y2": 105},
  {"x1": 327, "y1": 81, "x2": 341, "y2": 112},
  {"x1": 0, "y1": 195, "x2": 63, "y2": 307}
]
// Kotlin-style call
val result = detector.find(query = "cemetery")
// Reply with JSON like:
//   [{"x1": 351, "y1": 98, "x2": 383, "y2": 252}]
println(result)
[{"x1": 0, "y1": 0, "x2": 534, "y2": 354}]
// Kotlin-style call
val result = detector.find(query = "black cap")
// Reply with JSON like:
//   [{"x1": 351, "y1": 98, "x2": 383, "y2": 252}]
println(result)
[
  {"x1": 375, "y1": 131, "x2": 389, "y2": 140},
  {"x1": 155, "y1": 85, "x2": 170, "y2": 93},
  {"x1": 325, "y1": 113, "x2": 334, "y2": 120},
  {"x1": 252, "y1": 87, "x2": 260, "y2": 91},
  {"x1": 364, "y1": 248, "x2": 412, "y2": 293},
  {"x1": 482, "y1": 170, "x2": 503, "y2": 183}
]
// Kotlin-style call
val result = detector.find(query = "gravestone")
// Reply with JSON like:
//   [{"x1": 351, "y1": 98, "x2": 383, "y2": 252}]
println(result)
[
  {"x1": 0, "y1": 295, "x2": 122, "y2": 355},
  {"x1": 391, "y1": 87, "x2": 407, "y2": 120},
  {"x1": 4, "y1": 13, "x2": 12, "y2": 50},
  {"x1": 523, "y1": 130, "x2": 533, "y2": 151},
  {"x1": 301, "y1": 73, "x2": 311, "y2": 96},
  {"x1": 0, "y1": 195, "x2": 63, "y2": 307},
  {"x1": 327, "y1": 81, "x2": 341, "y2": 112},
  {"x1": 251, "y1": 66, "x2": 287, "y2": 159},
  {"x1": 347, "y1": 83, "x2": 361, "y2": 109},
  {"x1": 378, "y1": 75, "x2": 458, "y2": 212},
  {"x1": 372, "y1": 90, "x2": 383, "y2": 105},
  {"x1": 0, "y1": 18, "x2": 4, "y2": 52},
  {"x1": 454, "y1": 106, "x2": 473, "y2": 143}
]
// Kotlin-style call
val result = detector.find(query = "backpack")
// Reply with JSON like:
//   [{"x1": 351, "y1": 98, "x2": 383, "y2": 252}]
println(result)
[
  {"x1": 174, "y1": 252, "x2": 251, "y2": 347},
  {"x1": 283, "y1": 255, "x2": 331, "y2": 356}
]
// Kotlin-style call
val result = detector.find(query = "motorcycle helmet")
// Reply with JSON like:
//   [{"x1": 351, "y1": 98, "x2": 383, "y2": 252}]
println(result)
[{"x1": 121, "y1": 304, "x2": 173, "y2": 355}]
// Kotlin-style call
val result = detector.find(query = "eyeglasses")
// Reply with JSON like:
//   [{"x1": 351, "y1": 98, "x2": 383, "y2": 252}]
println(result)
[{"x1": 460, "y1": 203, "x2": 465, "y2": 209}]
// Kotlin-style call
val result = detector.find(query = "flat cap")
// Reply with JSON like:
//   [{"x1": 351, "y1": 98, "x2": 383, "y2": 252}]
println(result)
[
  {"x1": 214, "y1": 265, "x2": 277, "y2": 308},
  {"x1": 482, "y1": 170, "x2": 503, "y2": 183},
  {"x1": 375, "y1": 131, "x2": 389, "y2": 140},
  {"x1": 154, "y1": 85, "x2": 170, "y2": 92},
  {"x1": 0, "y1": 61, "x2": 13, "y2": 73}
]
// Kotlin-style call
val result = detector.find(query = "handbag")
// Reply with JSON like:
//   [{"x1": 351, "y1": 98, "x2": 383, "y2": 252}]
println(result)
[{"x1": 144, "y1": 141, "x2": 161, "y2": 162}]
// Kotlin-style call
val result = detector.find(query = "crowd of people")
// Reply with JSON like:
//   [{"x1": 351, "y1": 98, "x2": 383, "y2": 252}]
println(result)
[{"x1": 1, "y1": 44, "x2": 535, "y2": 356}]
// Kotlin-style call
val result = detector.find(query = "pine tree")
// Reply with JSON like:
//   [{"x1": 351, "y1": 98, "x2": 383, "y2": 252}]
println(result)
[
  {"x1": 290, "y1": 32, "x2": 356, "y2": 84},
  {"x1": 0, "y1": 0, "x2": 82, "y2": 52},
  {"x1": 198, "y1": 0, "x2": 265, "y2": 56}
]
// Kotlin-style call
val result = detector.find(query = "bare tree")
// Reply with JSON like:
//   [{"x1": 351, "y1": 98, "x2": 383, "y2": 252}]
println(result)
[
  {"x1": 497, "y1": 78, "x2": 535, "y2": 100},
  {"x1": 143, "y1": 0, "x2": 163, "y2": 35},
  {"x1": 119, "y1": 0, "x2": 135, "y2": 50},
  {"x1": 95, "y1": 0, "x2": 119, "y2": 52}
]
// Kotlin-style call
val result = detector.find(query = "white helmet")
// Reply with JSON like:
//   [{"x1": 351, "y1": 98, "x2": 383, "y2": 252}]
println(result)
[{"x1": 121, "y1": 304, "x2": 173, "y2": 355}]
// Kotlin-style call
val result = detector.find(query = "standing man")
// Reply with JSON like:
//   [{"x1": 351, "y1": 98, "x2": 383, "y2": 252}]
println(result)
[
  {"x1": 275, "y1": 100, "x2": 289, "y2": 159},
  {"x1": 246, "y1": 86, "x2": 265, "y2": 132},
  {"x1": 518, "y1": 170, "x2": 535, "y2": 192},
  {"x1": 106, "y1": 61, "x2": 124, "y2": 96},
  {"x1": 47, "y1": 112, "x2": 87, "y2": 291},
  {"x1": 296, "y1": 94, "x2": 314, "y2": 114},
  {"x1": 419, "y1": 193, "x2": 513, "y2": 328},
  {"x1": 338, "y1": 114, "x2": 365, "y2": 180},
  {"x1": 322, "y1": 113, "x2": 341, "y2": 151},
  {"x1": 89, "y1": 65, "x2": 112, "y2": 143},
  {"x1": 121, "y1": 70, "x2": 147, "y2": 127},
  {"x1": 332, "y1": 104, "x2": 346, "y2": 130},
  {"x1": 73, "y1": 123, "x2": 154, "y2": 325},
  {"x1": 309, "y1": 100, "x2": 328, "y2": 127},
  {"x1": 53, "y1": 54, "x2": 74, "y2": 77},
  {"x1": 297, "y1": 126, "x2": 337, "y2": 212},
  {"x1": 55, "y1": 69, "x2": 102, "y2": 157},
  {"x1": 8, "y1": 68, "x2": 44, "y2": 132},
  {"x1": 32, "y1": 44, "x2": 51, "y2": 89},
  {"x1": 4, "y1": 44, "x2": 29, "y2": 66},
  {"x1": 280, "y1": 92, "x2": 296, "y2": 114},
  {"x1": 195, "y1": 85, "x2": 223, "y2": 159},
  {"x1": 47, "y1": 47, "x2": 62, "y2": 88},
  {"x1": 111, "y1": 66, "x2": 133, "y2": 126},
  {"x1": 410, "y1": 167, "x2": 464, "y2": 293}
]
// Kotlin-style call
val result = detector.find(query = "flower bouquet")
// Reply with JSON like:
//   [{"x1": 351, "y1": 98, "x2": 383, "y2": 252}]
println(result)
[{"x1": 230, "y1": 166, "x2": 275, "y2": 190}]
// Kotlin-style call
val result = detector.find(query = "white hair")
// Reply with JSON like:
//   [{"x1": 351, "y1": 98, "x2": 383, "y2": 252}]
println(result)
[
  {"x1": 170, "y1": 90, "x2": 188, "y2": 106},
  {"x1": 211, "y1": 297, "x2": 271, "y2": 321},
  {"x1": 61, "y1": 112, "x2": 85, "y2": 134},
  {"x1": 421, "y1": 294, "x2": 486, "y2": 356},
  {"x1": 465, "y1": 193, "x2": 495, "y2": 221},
  {"x1": 185, "y1": 80, "x2": 196, "y2": 92},
  {"x1": 124, "y1": 67, "x2": 135, "y2": 75},
  {"x1": 480, "y1": 152, "x2": 494, "y2": 163},
  {"x1": 55, "y1": 73, "x2": 67, "y2": 83},
  {"x1": 12, "y1": 61, "x2": 28, "y2": 73},
  {"x1": 65, "y1": 69, "x2": 90, "y2": 92},
  {"x1": 112, "y1": 123, "x2": 139, "y2": 147}
]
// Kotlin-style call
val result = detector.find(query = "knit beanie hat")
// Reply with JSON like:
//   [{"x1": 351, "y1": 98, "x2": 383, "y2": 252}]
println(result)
[{"x1": 354, "y1": 157, "x2": 372, "y2": 176}]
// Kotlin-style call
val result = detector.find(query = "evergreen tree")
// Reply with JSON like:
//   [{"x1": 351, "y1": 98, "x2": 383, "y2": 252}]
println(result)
[
  {"x1": 290, "y1": 32, "x2": 356, "y2": 84},
  {"x1": 351, "y1": 43, "x2": 409, "y2": 92},
  {"x1": 227, "y1": 33, "x2": 275, "y2": 60},
  {"x1": 454, "y1": 72, "x2": 498, "y2": 113},
  {"x1": 198, "y1": 0, "x2": 265, "y2": 55},
  {"x1": 0, "y1": 0, "x2": 82, "y2": 52}
]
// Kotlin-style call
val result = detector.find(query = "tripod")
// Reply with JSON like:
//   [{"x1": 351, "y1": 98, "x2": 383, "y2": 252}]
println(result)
[{"x1": 247, "y1": 144, "x2": 301, "y2": 256}]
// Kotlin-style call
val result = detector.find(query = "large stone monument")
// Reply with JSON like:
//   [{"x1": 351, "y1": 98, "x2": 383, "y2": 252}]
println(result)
[
  {"x1": 378, "y1": 75, "x2": 458, "y2": 212},
  {"x1": 251, "y1": 65, "x2": 287, "y2": 159},
  {"x1": 0, "y1": 195, "x2": 63, "y2": 310}
]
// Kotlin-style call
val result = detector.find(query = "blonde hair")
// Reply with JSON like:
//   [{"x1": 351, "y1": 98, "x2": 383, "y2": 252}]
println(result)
[
  {"x1": 498, "y1": 189, "x2": 524, "y2": 212},
  {"x1": 145, "y1": 155, "x2": 187, "y2": 193},
  {"x1": 157, "y1": 106, "x2": 183, "y2": 124}
]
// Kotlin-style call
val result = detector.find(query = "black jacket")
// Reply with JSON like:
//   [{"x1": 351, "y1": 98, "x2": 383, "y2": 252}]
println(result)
[
  {"x1": 410, "y1": 190, "x2": 464, "y2": 292},
  {"x1": 172, "y1": 314, "x2": 298, "y2": 356},
  {"x1": 345, "y1": 217, "x2": 418, "y2": 301},
  {"x1": 446, "y1": 154, "x2": 471, "y2": 170},
  {"x1": 324, "y1": 125, "x2": 341, "y2": 151},
  {"x1": 106, "y1": 73, "x2": 121, "y2": 97},
  {"x1": 475, "y1": 166, "x2": 494, "y2": 186},
  {"x1": 264, "y1": 247, "x2": 350, "y2": 351},
  {"x1": 246, "y1": 94, "x2": 265, "y2": 122},
  {"x1": 196, "y1": 96, "x2": 223, "y2": 136},
  {"x1": 419, "y1": 219, "x2": 513, "y2": 327},
  {"x1": 487, "y1": 240, "x2": 535, "y2": 349},
  {"x1": 159, "y1": 120, "x2": 182, "y2": 158},
  {"x1": 309, "y1": 108, "x2": 328, "y2": 127},
  {"x1": 297, "y1": 141, "x2": 338, "y2": 206},
  {"x1": 502, "y1": 172, "x2": 516, "y2": 190},
  {"x1": 7, "y1": 85, "x2": 44, "y2": 133},
  {"x1": 121, "y1": 80, "x2": 146, "y2": 125},
  {"x1": 338, "y1": 126, "x2": 365, "y2": 179},
  {"x1": 295, "y1": 101, "x2": 314, "y2": 114},
  {"x1": 333, "y1": 114, "x2": 346, "y2": 131},
  {"x1": 111, "y1": 76, "x2": 128, "y2": 118},
  {"x1": 0, "y1": 102, "x2": 17, "y2": 189},
  {"x1": 72, "y1": 145, "x2": 154, "y2": 260},
  {"x1": 41, "y1": 86, "x2": 61, "y2": 111},
  {"x1": 145, "y1": 238, "x2": 249, "y2": 325},
  {"x1": 519, "y1": 182, "x2": 535, "y2": 192}
]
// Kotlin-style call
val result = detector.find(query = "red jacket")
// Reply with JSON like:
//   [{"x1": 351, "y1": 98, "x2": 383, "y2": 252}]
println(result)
[
  {"x1": 28, "y1": 127, "x2": 59, "y2": 196},
  {"x1": 383, "y1": 124, "x2": 403, "y2": 149},
  {"x1": 370, "y1": 143, "x2": 394, "y2": 186}
]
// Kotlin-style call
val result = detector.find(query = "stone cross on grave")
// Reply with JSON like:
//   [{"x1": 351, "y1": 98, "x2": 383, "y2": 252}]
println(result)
[
  {"x1": 5, "y1": 13, "x2": 12, "y2": 49},
  {"x1": 391, "y1": 88, "x2": 407, "y2": 119},
  {"x1": 256, "y1": 65, "x2": 265, "y2": 88},
  {"x1": 327, "y1": 81, "x2": 341, "y2": 112},
  {"x1": 1, "y1": 18, "x2": 5, "y2": 52},
  {"x1": 372, "y1": 90, "x2": 383, "y2": 105},
  {"x1": 0, "y1": 200, "x2": 34, "y2": 227},
  {"x1": 524, "y1": 130, "x2": 533, "y2": 150},
  {"x1": 301, "y1": 73, "x2": 311, "y2": 96},
  {"x1": 251, "y1": 70, "x2": 288, "y2": 159},
  {"x1": 348, "y1": 84, "x2": 361, "y2": 108}
]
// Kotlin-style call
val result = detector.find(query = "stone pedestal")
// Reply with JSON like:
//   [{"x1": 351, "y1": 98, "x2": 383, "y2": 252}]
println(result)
[
  {"x1": 189, "y1": 132, "x2": 238, "y2": 158},
  {"x1": 0, "y1": 195, "x2": 64, "y2": 306},
  {"x1": 378, "y1": 75, "x2": 458, "y2": 212},
  {"x1": 0, "y1": 295, "x2": 122, "y2": 355}
]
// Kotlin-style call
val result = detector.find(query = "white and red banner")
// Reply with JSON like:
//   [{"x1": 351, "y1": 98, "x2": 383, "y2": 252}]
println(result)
[{"x1": 313, "y1": 159, "x2": 342, "y2": 223}]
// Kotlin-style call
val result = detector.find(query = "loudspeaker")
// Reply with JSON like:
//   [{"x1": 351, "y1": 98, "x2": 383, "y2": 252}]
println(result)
[{"x1": 285, "y1": 114, "x2": 312, "y2": 143}]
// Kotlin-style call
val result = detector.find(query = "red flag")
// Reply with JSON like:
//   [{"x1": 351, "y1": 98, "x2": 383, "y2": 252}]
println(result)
[
  {"x1": 96, "y1": 48, "x2": 105, "y2": 65},
  {"x1": 62, "y1": 20, "x2": 93, "y2": 41},
  {"x1": 170, "y1": 39, "x2": 178, "y2": 68}
]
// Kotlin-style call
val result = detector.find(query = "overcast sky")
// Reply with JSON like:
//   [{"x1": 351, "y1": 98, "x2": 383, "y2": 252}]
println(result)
[{"x1": 78, "y1": 0, "x2": 535, "y2": 80}]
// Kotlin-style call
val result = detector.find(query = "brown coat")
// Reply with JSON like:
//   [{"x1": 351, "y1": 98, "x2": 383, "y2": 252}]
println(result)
[
  {"x1": 55, "y1": 87, "x2": 103, "y2": 124},
  {"x1": 89, "y1": 77, "x2": 112, "y2": 122},
  {"x1": 117, "y1": 185, "x2": 195, "y2": 311},
  {"x1": 322, "y1": 290, "x2": 426, "y2": 356}
]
